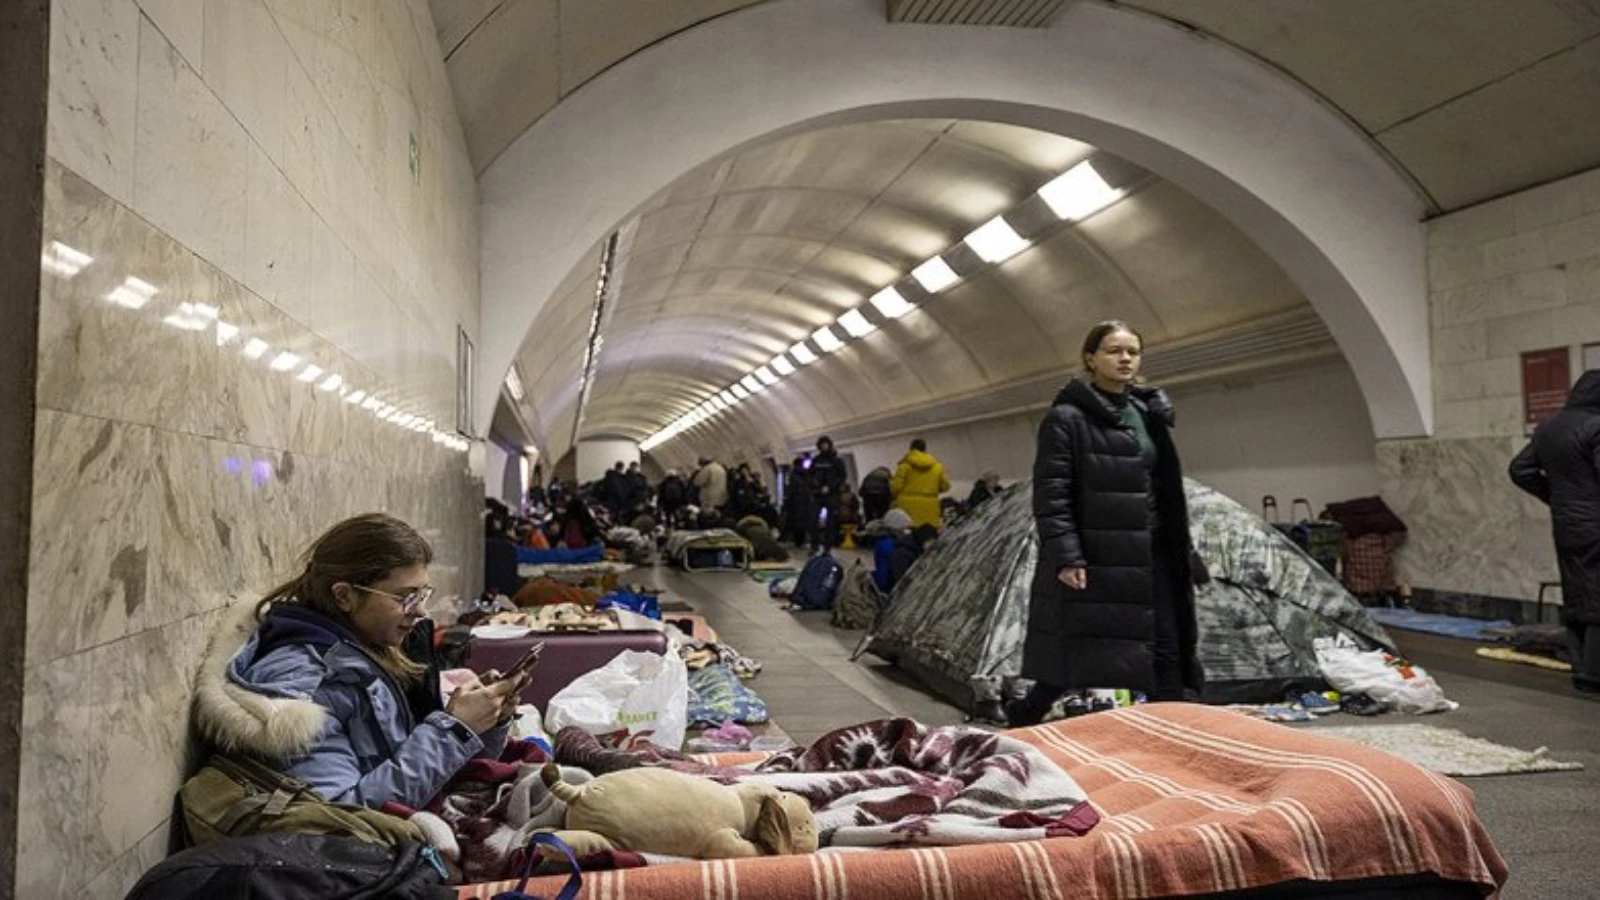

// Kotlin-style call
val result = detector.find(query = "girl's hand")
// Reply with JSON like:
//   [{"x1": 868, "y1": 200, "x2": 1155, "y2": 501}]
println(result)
[{"x1": 1057, "y1": 567, "x2": 1087, "y2": 590}]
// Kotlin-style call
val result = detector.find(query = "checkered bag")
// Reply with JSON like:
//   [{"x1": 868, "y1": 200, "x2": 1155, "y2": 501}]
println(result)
[{"x1": 1343, "y1": 532, "x2": 1400, "y2": 596}]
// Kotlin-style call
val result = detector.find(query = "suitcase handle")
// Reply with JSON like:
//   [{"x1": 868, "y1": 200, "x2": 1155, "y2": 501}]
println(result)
[
  {"x1": 1262, "y1": 495, "x2": 1279, "y2": 523},
  {"x1": 1290, "y1": 498, "x2": 1313, "y2": 522}
]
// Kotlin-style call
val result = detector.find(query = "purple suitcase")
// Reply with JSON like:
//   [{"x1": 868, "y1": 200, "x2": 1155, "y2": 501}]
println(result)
[{"x1": 466, "y1": 630, "x2": 670, "y2": 713}]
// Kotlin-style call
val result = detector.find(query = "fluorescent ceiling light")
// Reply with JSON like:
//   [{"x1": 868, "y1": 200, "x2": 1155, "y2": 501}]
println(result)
[
  {"x1": 243, "y1": 337, "x2": 269, "y2": 359},
  {"x1": 811, "y1": 325, "x2": 844, "y2": 353},
  {"x1": 215, "y1": 321, "x2": 240, "y2": 346},
  {"x1": 731, "y1": 383, "x2": 751, "y2": 400},
  {"x1": 296, "y1": 363, "x2": 324, "y2": 383},
  {"x1": 345, "y1": 389, "x2": 367, "y2": 405},
  {"x1": 504, "y1": 367, "x2": 525, "y2": 401},
  {"x1": 1038, "y1": 161, "x2": 1123, "y2": 221},
  {"x1": 269, "y1": 351, "x2": 301, "y2": 372},
  {"x1": 838, "y1": 309, "x2": 876, "y2": 338},
  {"x1": 718, "y1": 389, "x2": 738, "y2": 406},
  {"x1": 869, "y1": 287, "x2": 915, "y2": 319},
  {"x1": 362, "y1": 395, "x2": 382, "y2": 411},
  {"x1": 739, "y1": 374, "x2": 764, "y2": 394},
  {"x1": 788, "y1": 341, "x2": 818, "y2": 365},
  {"x1": 912, "y1": 257, "x2": 960, "y2": 294},
  {"x1": 770, "y1": 355, "x2": 796, "y2": 376},
  {"x1": 754, "y1": 365, "x2": 779, "y2": 386},
  {"x1": 318, "y1": 373, "x2": 343, "y2": 392},
  {"x1": 710, "y1": 395, "x2": 728, "y2": 411},
  {"x1": 964, "y1": 216, "x2": 1029, "y2": 263}
]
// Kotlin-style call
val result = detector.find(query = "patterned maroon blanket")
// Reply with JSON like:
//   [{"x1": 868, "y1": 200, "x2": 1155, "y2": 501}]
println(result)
[{"x1": 555, "y1": 717, "x2": 1100, "y2": 848}]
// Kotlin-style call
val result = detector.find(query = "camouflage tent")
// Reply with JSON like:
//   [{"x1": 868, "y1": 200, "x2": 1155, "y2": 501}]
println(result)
[{"x1": 862, "y1": 479, "x2": 1393, "y2": 717}]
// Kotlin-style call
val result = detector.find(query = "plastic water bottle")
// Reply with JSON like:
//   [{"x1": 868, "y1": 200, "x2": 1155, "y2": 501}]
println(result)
[{"x1": 717, "y1": 549, "x2": 734, "y2": 568}]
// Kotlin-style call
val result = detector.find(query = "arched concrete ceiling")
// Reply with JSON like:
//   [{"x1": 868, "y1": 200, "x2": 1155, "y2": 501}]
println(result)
[
  {"x1": 512, "y1": 119, "x2": 1311, "y2": 466},
  {"x1": 428, "y1": 0, "x2": 767, "y2": 172},
  {"x1": 433, "y1": 0, "x2": 1600, "y2": 210},
  {"x1": 477, "y1": 0, "x2": 1432, "y2": 456}
]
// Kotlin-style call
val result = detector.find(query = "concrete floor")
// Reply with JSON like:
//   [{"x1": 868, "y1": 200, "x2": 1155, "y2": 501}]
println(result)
[{"x1": 653, "y1": 561, "x2": 1596, "y2": 899}]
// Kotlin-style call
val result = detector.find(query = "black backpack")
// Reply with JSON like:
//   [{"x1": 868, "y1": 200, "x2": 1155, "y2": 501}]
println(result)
[
  {"x1": 125, "y1": 834, "x2": 453, "y2": 900},
  {"x1": 790, "y1": 552, "x2": 844, "y2": 610}
]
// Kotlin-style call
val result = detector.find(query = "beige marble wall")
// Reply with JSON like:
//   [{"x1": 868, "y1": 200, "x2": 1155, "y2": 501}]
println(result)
[
  {"x1": 28, "y1": 0, "x2": 482, "y2": 894},
  {"x1": 1380, "y1": 164, "x2": 1600, "y2": 603}
]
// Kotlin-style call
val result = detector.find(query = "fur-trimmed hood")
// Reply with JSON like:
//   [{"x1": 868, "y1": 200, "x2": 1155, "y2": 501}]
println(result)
[{"x1": 192, "y1": 602, "x2": 331, "y2": 759}]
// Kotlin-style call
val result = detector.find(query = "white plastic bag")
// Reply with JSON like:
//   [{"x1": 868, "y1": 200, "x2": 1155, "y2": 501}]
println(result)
[
  {"x1": 1314, "y1": 635, "x2": 1457, "y2": 714},
  {"x1": 545, "y1": 650, "x2": 689, "y2": 749}
]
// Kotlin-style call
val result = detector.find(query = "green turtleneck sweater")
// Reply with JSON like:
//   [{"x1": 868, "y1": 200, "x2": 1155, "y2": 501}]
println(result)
[{"x1": 1095, "y1": 385, "x2": 1160, "y2": 527}]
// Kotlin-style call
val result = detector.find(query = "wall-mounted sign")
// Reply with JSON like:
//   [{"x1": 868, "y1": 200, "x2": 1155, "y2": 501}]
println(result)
[{"x1": 1522, "y1": 346, "x2": 1570, "y2": 434}]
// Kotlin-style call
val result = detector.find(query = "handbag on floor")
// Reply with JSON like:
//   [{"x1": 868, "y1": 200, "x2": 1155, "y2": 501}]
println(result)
[{"x1": 178, "y1": 752, "x2": 423, "y2": 849}]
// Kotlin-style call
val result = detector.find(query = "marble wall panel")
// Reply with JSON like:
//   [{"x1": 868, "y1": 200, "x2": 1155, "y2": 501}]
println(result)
[
  {"x1": 27, "y1": 410, "x2": 158, "y2": 663},
  {"x1": 48, "y1": 0, "x2": 140, "y2": 205},
  {"x1": 38, "y1": 164, "x2": 222, "y2": 437},
  {"x1": 133, "y1": 15, "x2": 250, "y2": 281},
  {"x1": 1377, "y1": 436, "x2": 1558, "y2": 602},
  {"x1": 201, "y1": 0, "x2": 289, "y2": 159},
  {"x1": 17, "y1": 648, "x2": 107, "y2": 899}
]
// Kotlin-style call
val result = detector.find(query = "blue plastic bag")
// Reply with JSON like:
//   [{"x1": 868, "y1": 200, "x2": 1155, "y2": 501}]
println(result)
[{"x1": 596, "y1": 590, "x2": 661, "y2": 620}]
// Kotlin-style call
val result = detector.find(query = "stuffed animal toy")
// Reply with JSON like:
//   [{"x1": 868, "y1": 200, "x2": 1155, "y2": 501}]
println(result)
[{"x1": 539, "y1": 764, "x2": 817, "y2": 859}]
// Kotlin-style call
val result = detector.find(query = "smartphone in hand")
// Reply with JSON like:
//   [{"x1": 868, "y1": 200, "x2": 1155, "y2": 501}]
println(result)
[{"x1": 483, "y1": 641, "x2": 544, "y2": 686}]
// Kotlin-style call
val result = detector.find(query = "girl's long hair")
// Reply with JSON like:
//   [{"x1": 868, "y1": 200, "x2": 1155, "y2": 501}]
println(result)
[{"x1": 256, "y1": 513, "x2": 433, "y2": 682}]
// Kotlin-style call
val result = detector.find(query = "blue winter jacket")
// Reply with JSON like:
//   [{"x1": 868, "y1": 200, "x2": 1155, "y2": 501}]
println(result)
[{"x1": 225, "y1": 606, "x2": 507, "y2": 809}]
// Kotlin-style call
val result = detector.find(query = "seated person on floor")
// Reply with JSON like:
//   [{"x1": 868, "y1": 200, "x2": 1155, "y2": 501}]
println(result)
[
  {"x1": 193, "y1": 513, "x2": 528, "y2": 813},
  {"x1": 873, "y1": 509, "x2": 929, "y2": 594}
]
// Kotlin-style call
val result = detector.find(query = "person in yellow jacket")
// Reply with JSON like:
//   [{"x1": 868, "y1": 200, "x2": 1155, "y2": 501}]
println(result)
[{"x1": 890, "y1": 438, "x2": 951, "y2": 529}]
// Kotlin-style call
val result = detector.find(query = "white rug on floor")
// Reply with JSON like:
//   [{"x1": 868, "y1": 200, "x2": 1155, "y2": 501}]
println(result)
[{"x1": 1309, "y1": 724, "x2": 1583, "y2": 776}]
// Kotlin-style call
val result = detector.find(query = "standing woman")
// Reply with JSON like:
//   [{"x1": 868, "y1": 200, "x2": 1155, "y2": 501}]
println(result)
[{"x1": 1008, "y1": 321, "x2": 1202, "y2": 726}]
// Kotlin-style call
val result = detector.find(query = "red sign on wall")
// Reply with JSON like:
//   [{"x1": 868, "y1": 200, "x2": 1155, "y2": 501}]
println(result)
[{"x1": 1522, "y1": 347, "x2": 1571, "y2": 434}]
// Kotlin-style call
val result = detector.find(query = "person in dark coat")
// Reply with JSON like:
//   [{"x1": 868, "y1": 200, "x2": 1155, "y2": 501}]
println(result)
[
  {"x1": 1510, "y1": 370, "x2": 1600, "y2": 696},
  {"x1": 859, "y1": 466, "x2": 893, "y2": 523},
  {"x1": 784, "y1": 456, "x2": 816, "y2": 548},
  {"x1": 601, "y1": 463, "x2": 630, "y2": 517},
  {"x1": 656, "y1": 469, "x2": 689, "y2": 529},
  {"x1": 1008, "y1": 321, "x2": 1201, "y2": 726},
  {"x1": 808, "y1": 436, "x2": 847, "y2": 551}
]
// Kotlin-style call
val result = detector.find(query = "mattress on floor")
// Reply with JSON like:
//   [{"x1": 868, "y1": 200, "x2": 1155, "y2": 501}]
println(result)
[{"x1": 456, "y1": 704, "x2": 1506, "y2": 899}]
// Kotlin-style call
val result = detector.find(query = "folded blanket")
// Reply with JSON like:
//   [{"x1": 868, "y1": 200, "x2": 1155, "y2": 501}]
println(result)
[
  {"x1": 555, "y1": 717, "x2": 1099, "y2": 848},
  {"x1": 686, "y1": 663, "x2": 770, "y2": 726}
]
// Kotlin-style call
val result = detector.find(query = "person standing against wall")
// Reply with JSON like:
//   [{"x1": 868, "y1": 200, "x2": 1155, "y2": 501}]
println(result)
[
  {"x1": 1008, "y1": 321, "x2": 1202, "y2": 726},
  {"x1": 890, "y1": 439, "x2": 950, "y2": 530},
  {"x1": 1510, "y1": 370, "x2": 1600, "y2": 697}
]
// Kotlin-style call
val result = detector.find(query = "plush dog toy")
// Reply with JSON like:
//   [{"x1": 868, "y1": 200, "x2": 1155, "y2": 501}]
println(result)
[{"x1": 539, "y1": 764, "x2": 818, "y2": 859}]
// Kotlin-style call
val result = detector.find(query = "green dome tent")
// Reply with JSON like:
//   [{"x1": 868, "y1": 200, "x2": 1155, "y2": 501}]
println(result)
[{"x1": 860, "y1": 478, "x2": 1393, "y2": 719}]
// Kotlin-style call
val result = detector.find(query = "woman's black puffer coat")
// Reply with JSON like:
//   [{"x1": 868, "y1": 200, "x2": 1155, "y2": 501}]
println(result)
[{"x1": 1024, "y1": 378, "x2": 1201, "y2": 694}]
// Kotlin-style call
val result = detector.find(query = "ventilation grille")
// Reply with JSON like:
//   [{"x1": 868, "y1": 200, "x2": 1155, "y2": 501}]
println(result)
[
  {"x1": 814, "y1": 309, "x2": 1336, "y2": 447},
  {"x1": 887, "y1": 0, "x2": 1070, "y2": 27}
]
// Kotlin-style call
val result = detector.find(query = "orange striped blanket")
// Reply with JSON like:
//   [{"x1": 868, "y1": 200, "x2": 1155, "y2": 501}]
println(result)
[{"x1": 457, "y1": 704, "x2": 1507, "y2": 899}]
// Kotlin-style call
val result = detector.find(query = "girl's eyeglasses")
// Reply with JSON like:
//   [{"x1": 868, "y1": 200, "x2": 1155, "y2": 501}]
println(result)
[{"x1": 353, "y1": 584, "x2": 433, "y2": 614}]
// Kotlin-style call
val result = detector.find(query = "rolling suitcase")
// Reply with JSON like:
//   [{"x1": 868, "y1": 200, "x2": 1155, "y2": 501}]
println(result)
[{"x1": 467, "y1": 630, "x2": 670, "y2": 714}]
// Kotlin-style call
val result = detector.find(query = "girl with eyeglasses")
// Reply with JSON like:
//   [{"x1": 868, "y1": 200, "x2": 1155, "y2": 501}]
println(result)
[{"x1": 193, "y1": 513, "x2": 525, "y2": 811}]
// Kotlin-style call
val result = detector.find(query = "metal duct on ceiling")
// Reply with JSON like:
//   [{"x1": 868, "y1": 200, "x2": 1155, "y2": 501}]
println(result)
[{"x1": 887, "y1": 0, "x2": 1070, "y2": 27}]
